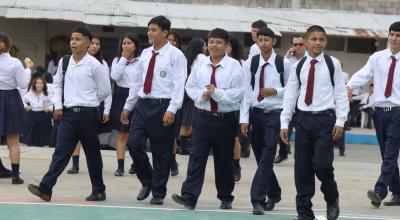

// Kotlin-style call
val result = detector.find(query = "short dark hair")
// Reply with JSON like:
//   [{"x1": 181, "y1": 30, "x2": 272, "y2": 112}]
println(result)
[
  {"x1": 306, "y1": 25, "x2": 326, "y2": 38},
  {"x1": 168, "y1": 30, "x2": 182, "y2": 49},
  {"x1": 0, "y1": 32, "x2": 11, "y2": 52},
  {"x1": 251, "y1": 20, "x2": 268, "y2": 29},
  {"x1": 208, "y1": 28, "x2": 229, "y2": 43},
  {"x1": 256, "y1": 27, "x2": 276, "y2": 39},
  {"x1": 148, "y1": 15, "x2": 171, "y2": 31},
  {"x1": 72, "y1": 26, "x2": 92, "y2": 41},
  {"x1": 291, "y1": 35, "x2": 305, "y2": 44},
  {"x1": 389, "y1": 21, "x2": 400, "y2": 32},
  {"x1": 117, "y1": 33, "x2": 141, "y2": 59}
]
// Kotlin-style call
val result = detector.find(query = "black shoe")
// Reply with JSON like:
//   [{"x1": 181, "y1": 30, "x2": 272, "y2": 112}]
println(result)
[
  {"x1": 252, "y1": 203, "x2": 264, "y2": 215},
  {"x1": 86, "y1": 192, "x2": 106, "y2": 201},
  {"x1": 171, "y1": 161, "x2": 179, "y2": 177},
  {"x1": 327, "y1": 199, "x2": 340, "y2": 220},
  {"x1": 383, "y1": 194, "x2": 400, "y2": 206},
  {"x1": 220, "y1": 201, "x2": 232, "y2": 209},
  {"x1": 264, "y1": 197, "x2": 281, "y2": 211},
  {"x1": 128, "y1": 164, "x2": 136, "y2": 174},
  {"x1": 27, "y1": 184, "x2": 52, "y2": 201},
  {"x1": 241, "y1": 150, "x2": 250, "y2": 158},
  {"x1": 0, "y1": 169, "x2": 12, "y2": 178},
  {"x1": 150, "y1": 197, "x2": 164, "y2": 205},
  {"x1": 172, "y1": 194, "x2": 195, "y2": 210},
  {"x1": 274, "y1": 155, "x2": 288, "y2": 164},
  {"x1": 114, "y1": 169, "x2": 124, "y2": 177},
  {"x1": 67, "y1": 168, "x2": 79, "y2": 174},
  {"x1": 339, "y1": 152, "x2": 345, "y2": 156},
  {"x1": 137, "y1": 186, "x2": 151, "y2": 201},
  {"x1": 12, "y1": 176, "x2": 24, "y2": 185},
  {"x1": 367, "y1": 190, "x2": 382, "y2": 208},
  {"x1": 234, "y1": 164, "x2": 241, "y2": 182}
]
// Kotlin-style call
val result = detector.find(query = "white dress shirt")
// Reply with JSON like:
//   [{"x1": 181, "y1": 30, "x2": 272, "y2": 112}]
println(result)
[
  {"x1": 281, "y1": 52, "x2": 349, "y2": 128},
  {"x1": 354, "y1": 92, "x2": 374, "y2": 109},
  {"x1": 17, "y1": 68, "x2": 33, "y2": 98},
  {"x1": 110, "y1": 57, "x2": 140, "y2": 88},
  {"x1": 123, "y1": 42, "x2": 187, "y2": 114},
  {"x1": 248, "y1": 43, "x2": 260, "y2": 59},
  {"x1": 347, "y1": 49, "x2": 400, "y2": 108},
  {"x1": 23, "y1": 91, "x2": 52, "y2": 111},
  {"x1": 0, "y1": 52, "x2": 29, "y2": 90},
  {"x1": 47, "y1": 60, "x2": 58, "y2": 76},
  {"x1": 101, "y1": 60, "x2": 112, "y2": 115},
  {"x1": 52, "y1": 53, "x2": 112, "y2": 110},
  {"x1": 240, "y1": 52, "x2": 291, "y2": 123},
  {"x1": 186, "y1": 55, "x2": 246, "y2": 113}
]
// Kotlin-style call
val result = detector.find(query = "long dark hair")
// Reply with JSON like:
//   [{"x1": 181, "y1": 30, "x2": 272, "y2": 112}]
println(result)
[
  {"x1": 90, "y1": 35, "x2": 104, "y2": 63},
  {"x1": 168, "y1": 30, "x2": 182, "y2": 49},
  {"x1": 0, "y1": 32, "x2": 11, "y2": 53},
  {"x1": 117, "y1": 33, "x2": 141, "y2": 59},
  {"x1": 184, "y1": 38, "x2": 206, "y2": 74},
  {"x1": 228, "y1": 34, "x2": 244, "y2": 62},
  {"x1": 29, "y1": 76, "x2": 48, "y2": 96}
]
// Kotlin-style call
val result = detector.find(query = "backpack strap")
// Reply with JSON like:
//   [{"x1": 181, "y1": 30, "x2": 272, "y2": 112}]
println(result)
[
  {"x1": 324, "y1": 54, "x2": 335, "y2": 87},
  {"x1": 274, "y1": 55, "x2": 285, "y2": 87},
  {"x1": 296, "y1": 57, "x2": 307, "y2": 86},
  {"x1": 250, "y1": 54, "x2": 260, "y2": 89},
  {"x1": 61, "y1": 55, "x2": 71, "y2": 105}
]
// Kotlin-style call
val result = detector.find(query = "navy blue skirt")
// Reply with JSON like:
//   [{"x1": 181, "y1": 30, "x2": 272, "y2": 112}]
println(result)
[
  {"x1": 181, "y1": 98, "x2": 195, "y2": 127},
  {"x1": 22, "y1": 111, "x2": 52, "y2": 147},
  {"x1": 111, "y1": 86, "x2": 132, "y2": 132},
  {"x1": 0, "y1": 89, "x2": 25, "y2": 135}
]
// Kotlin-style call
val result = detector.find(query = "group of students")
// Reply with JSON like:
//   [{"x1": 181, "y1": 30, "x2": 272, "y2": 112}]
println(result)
[{"x1": 1, "y1": 15, "x2": 400, "y2": 220}]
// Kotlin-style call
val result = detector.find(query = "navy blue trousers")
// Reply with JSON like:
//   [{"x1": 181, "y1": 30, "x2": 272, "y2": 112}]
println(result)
[
  {"x1": 250, "y1": 109, "x2": 282, "y2": 205},
  {"x1": 373, "y1": 110, "x2": 400, "y2": 198},
  {"x1": 181, "y1": 110, "x2": 236, "y2": 205},
  {"x1": 294, "y1": 111, "x2": 338, "y2": 218},
  {"x1": 127, "y1": 99, "x2": 174, "y2": 199},
  {"x1": 41, "y1": 110, "x2": 105, "y2": 193}
]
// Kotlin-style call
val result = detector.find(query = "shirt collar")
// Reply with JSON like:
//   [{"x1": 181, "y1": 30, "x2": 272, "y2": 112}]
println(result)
[
  {"x1": 151, "y1": 41, "x2": 171, "y2": 56},
  {"x1": 259, "y1": 51, "x2": 276, "y2": 67},
  {"x1": 70, "y1": 53, "x2": 91, "y2": 65},
  {"x1": 306, "y1": 52, "x2": 324, "y2": 64},
  {"x1": 0, "y1": 52, "x2": 11, "y2": 58},
  {"x1": 206, "y1": 54, "x2": 228, "y2": 68},
  {"x1": 386, "y1": 48, "x2": 400, "y2": 60}
]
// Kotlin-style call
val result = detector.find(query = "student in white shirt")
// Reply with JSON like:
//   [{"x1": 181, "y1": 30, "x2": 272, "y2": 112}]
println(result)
[
  {"x1": 67, "y1": 35, "x2": 114, "y2": 175},
  {"x1": 280, "y1": 25, "x2": 348, "y2": 220},
  {"x1": 248, "y1": 20, "x2": 268, "y2": 59},
  {"x1": 0, "y1": 32, "x2": 29, "y2": 184},
  {"x1": 28, "y1": 27, "x2": 111, "y2": 202},
  {"x1": 22, "y1": 76, "x2": 52, "y2": 147},
  {"x1": 121, "y1": 16, "x2": 187, "y2": 205},
  {"x1": 172, "y1": 28, "x2": 245, "y2": 210},
  {"x1": 240, "y1": 27, "x2": 291, "y2": 215},
  {"x1": 347, "y1": 21, "x2": 400, "y2": 207}
]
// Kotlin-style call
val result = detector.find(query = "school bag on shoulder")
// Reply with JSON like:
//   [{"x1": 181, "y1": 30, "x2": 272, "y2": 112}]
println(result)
[
  {"x1": 250, "y1": 54, "x2": 285, "y2": 89},
  {"x1": 295, "y1": 54, "x2": 335, "y2": 87},
  {"x1": 61, "y1": 55, "x2": 71, "y2": 104}
]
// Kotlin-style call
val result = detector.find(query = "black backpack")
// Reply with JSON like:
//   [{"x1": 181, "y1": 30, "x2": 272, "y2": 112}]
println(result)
[
  {"x1": 295, "y1": 54, "x2": 335, "y2": 87},
  {"x1": 61, "y1": 55, "x2": 71, "y2": 104},
  {"x1": 250, "y1": 54, "x2": 285, "y2": 89}
]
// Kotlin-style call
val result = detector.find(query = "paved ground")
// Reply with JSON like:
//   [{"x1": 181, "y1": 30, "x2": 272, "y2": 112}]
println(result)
[{"x1": 0, "y1": 143, "x2": 399, "y2": 220}]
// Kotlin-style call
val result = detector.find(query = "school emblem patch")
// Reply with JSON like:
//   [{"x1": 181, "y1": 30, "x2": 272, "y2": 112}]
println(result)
[{"x1": 160, "y1": 71, "x2": 167, "y2": 78}]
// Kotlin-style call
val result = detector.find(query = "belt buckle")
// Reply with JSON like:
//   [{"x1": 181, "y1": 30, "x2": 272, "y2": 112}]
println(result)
[
  {"x1": 264, "y1": 109, "x2": 272, "y2": 114},
  {"x1": 311, "y1": 111, "x2": 319, "y2": 115},
  {"x1": 383, "y1": 107, "x2": 391, "y2": 112},
  {"x1": 212, "y1": 112, "x2": 219, "y2": 117},
  {"x1": 72, "y1": 107, "x2": 80, "y2": 113}
]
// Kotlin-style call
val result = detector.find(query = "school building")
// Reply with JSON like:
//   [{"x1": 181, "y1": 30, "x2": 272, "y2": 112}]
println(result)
[{"x1": 1, "y1": 0, "x2": 400, "y2": 74}]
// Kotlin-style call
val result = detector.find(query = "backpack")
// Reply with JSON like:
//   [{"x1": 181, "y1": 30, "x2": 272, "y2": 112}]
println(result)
[
  {"x1": 295, "y1": 54, "x2": 335, "y2": 87},
  {"x1": 250, "y1": 54, "x2": 285, "y2": 89},
  {"x1": 61, "y1": 55, "x2": 71, "y2": 104}
]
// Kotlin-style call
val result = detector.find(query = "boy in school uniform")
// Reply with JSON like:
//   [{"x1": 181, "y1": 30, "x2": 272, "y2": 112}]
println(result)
[
  {"x1": 121, "y1": 15, "x2": 187, "y2": 205},
  {"x1": 248, "y1": 20, "x2": 268, "y2": 59},
  {"x1": 347, "y1": 21, "x2": 400, "y2": 207},
  {"x1": 240, "y1": 27, "x2": 291, "y2": 215},
  {"x1": 280, "y1": 25, "x2": 348, "y2": 220},
  {"x1": 171, "y1": 28, "x2": 246, "y2": 210},
  {"x1": 27, "y1": 27, "x2": 111, "y2": 201}
]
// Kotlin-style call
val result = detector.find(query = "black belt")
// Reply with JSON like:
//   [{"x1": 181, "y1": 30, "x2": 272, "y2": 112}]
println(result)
[
  {"x1": 197, "y1": 109, "x2": 234, "y2": 117},
  {"x1": 141, "y1": 98, "x2": 171, "y2": 104},
  {"x1": 375, "y1": 106, "x2": 400, "y2": 112},
  {"x1": 253, "y1": 107, "x2": 282, "y2": 114},
  {"x1": 298, "y1": 109, "x2": 335, "y2": 115},
  {"x1": 64, "y1": 106, "x2": 98, "y2": 112}
]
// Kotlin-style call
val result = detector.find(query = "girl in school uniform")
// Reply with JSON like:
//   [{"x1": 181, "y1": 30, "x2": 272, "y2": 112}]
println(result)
[
  {"x1": 110, "y1": 33, "x2": 140, "y2": 176},
  {"x1": 67, "y1": 35, "x2": 112, "y2": 174},
  {"x1": 179, "y1": 38, "x2": 207, "y2": 155},
  {"x1": 0, "y1": 33, "x2": 28, "y2": 184},
  {"x1": 22, "y1": 76, "x2": 52, "y2": 147}
]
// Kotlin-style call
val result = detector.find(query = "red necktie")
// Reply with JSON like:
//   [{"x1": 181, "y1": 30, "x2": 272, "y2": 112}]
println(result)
[
  {"x1": 384, "y1": 56, "x2": 396, "y2": 98},
  {"x1": 210, "y1": 65, "x2": 220, "y2": 112},
  {"x1": 304, "y1": 59, "x2": 318, "y2": 106},
  {"x1": 143, "y1": 50, "x2": 158, "y2": 94},
  {"x1": 257, "y1": 63, "x2": 269, "y2": 102}
]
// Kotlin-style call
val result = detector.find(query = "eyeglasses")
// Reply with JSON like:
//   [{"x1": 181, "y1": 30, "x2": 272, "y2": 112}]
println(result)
[{"x1": 292, "y1": 43, "x2": 304, "y2": 47}]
